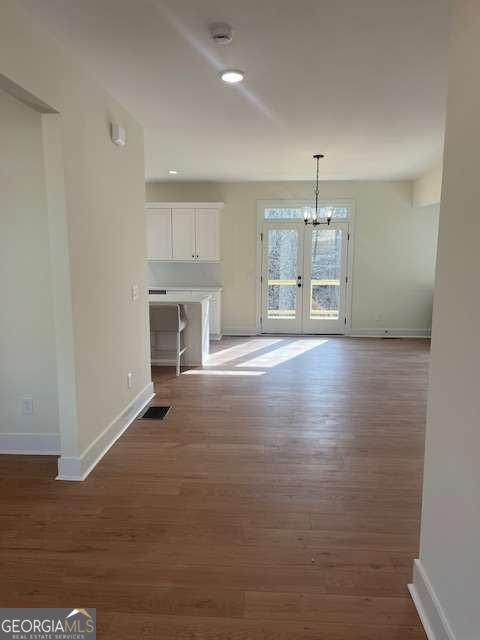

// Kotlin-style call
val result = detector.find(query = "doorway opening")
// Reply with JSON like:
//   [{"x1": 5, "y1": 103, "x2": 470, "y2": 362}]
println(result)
[{"x1": 256, "y1": 201, "x2": 354, "y2": 334}]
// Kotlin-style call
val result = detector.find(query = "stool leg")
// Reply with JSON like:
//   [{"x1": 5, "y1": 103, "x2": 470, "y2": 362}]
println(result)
[{"x1": 176, "y1": 331, "x2": 180, "y2": 377}]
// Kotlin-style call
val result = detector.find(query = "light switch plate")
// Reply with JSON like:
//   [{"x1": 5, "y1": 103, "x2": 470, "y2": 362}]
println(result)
[{"x1": 131, "y1": 284, "x2": 139, "y2": 301}]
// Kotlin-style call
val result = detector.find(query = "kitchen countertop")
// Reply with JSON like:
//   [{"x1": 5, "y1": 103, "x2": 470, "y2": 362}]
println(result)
[
  {"x1": 149, "y1": 284, "x2": 222, "y2": 292},
  {"x1": 149, "y1": 292, "x2": 212, "y2": 304}
]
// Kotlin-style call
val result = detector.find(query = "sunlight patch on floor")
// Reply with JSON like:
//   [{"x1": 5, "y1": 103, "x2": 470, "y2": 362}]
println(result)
[
  {"x1": 182, "y1": 369, "x2": 266, "y2": 377},
  {"x1": 206, "y1": 338, "x2": 282, "y2": 367},
  {"x1": 237, "y1": 339, "x2": 328, "y2": 368}
]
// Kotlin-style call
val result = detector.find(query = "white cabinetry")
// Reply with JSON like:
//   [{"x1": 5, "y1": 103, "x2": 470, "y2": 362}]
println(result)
[
  {"x1": 146, "y1": 209, "x2": 172, "y2": 260},
  {"x1": 146, "y1": 202, "x2": 223, "y2": 262},
  {"x1": 208, "y1": 289, "x2": 222, "y2": 339},
  {"x1": 195, "y1": 209, "x2": 219, "y2": 261},
  {"x1": 172, "y1": 208, "x2": 196, "y2": 260}
]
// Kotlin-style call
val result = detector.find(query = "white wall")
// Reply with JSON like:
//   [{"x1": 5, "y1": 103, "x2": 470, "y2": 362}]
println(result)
[
  {"x1": 146, "y1": 180, "x2": 439, "y2": 335},
  {"x1": 0, "y1": 88, "x2": 59, "y2": 451},
  {"x1": 413, "y1": 162, "x2": 443, "y2": 207},
  {"x1": 0, "y1": 0, "x2": 151, "y2": 470},
  {"x1": 412, "y1": 1, "x2": 480, "y2": 638}
]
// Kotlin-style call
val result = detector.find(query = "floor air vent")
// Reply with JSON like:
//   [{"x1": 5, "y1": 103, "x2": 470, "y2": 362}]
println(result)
[{"x1": 141, "y1": 406, "x2": 171, "y2": 420}]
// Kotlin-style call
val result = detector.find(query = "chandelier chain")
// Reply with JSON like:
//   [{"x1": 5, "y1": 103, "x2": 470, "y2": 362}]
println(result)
[{"x1": 305, "y1": 154, "x2": 331, "y2": 227}]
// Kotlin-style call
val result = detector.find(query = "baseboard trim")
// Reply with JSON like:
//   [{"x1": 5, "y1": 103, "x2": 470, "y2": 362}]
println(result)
[
  {"x1": 56, "y1": 381, "x2": 154, "y2": 481},
  {"x1": 223, "y1": 328, "x2": 430, "y2": 338},
  {"x1": 0, "y1": 433, "x2": 61, "y2": 455},
  {"x1": 408, "y1": 559, "x2": 456, "y2": 640},
  {"x1": 349, "y1": 328, "x2": 431, "y2": 338},
  {"x1": 223, "y1": 328, "x2": 260, "y2": 336}
]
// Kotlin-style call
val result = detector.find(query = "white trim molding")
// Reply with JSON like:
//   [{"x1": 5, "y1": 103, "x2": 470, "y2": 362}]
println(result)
[
  {"x1": 145, "y1": 201, "x2": 224, "y2": 210},
  {"x1": 223, "y1": 329, "x2": 431, "y2": 339},
  {"x1": 408, "y1": 559, "x2": 456, "y2": 640},
  {"x1": 56, "y1": 382, "x2": 154, "y2": 481},
  {"x1": 42, "y1": 114, "x2": 80, "y2": 458},
  {"x1": 0, "y1": 433, "x2": 61, "y2": 455},
  {"x1": 222, "y1": 328, "x2": 261, "y2": 336},
  {"x1": 349, "y1": 328, "x2": 431, "y2": 338}
]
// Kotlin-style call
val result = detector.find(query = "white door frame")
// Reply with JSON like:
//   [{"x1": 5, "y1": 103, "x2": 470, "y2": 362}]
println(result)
[{"x1": 255, "y1": 199, "x2": 355, "y2": 335}]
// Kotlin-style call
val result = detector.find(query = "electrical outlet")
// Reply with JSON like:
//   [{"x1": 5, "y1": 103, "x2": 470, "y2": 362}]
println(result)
[
  {"x1": 22, "y1": 397, "x2": 34, "y2": 415},
  {"x1": 131, "y1": 284, "x2": 139, "y2": 301},
  {"x1": 127, "y1": 372, "x2": 133, "y2": 389}
]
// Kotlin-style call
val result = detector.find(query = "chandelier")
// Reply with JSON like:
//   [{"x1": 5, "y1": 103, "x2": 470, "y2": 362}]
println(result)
[{"x1": 304, "y1": 154, "x2": 332, "y2": 226}]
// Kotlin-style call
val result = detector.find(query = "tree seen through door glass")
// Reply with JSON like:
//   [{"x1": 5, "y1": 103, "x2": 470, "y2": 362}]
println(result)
[
  {"x1": 310, "y1": 229, "x2": 342, "y2": 319},
  {"x1": 267, "y1": 229, "x2": 297, "y2": 319}
]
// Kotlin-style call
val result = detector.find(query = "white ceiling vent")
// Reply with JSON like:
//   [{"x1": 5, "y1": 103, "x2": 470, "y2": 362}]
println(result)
[{"x1": 209, "y1": 23, "x2": 233, "y2": 46}]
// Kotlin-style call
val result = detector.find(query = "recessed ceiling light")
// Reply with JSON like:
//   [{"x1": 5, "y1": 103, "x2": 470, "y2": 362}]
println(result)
[
  {"x1": 220, "y1": 69, "x2": 245, "y2": 84},
  {"x1": 168, "y1": 169, "x2": 179, "y2": 175}
]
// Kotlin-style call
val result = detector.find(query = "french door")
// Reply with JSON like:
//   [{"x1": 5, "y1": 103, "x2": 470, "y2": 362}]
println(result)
[
  {"x1": 262, "y1": 223, "x2": 304, "y2": 333},
  {"x1": 261, "y1": 222, "x2": 349, "y2": 334}
]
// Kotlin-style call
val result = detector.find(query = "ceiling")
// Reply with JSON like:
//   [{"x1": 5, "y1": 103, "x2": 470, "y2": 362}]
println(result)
[{"x1": 20, "y1": 0, "x2": 449, "y2": 182}]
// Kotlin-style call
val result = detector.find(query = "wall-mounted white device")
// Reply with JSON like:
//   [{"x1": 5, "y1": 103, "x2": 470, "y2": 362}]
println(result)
[{"x1": 111, "y1": 124, "x2": 126, "y2": 147}]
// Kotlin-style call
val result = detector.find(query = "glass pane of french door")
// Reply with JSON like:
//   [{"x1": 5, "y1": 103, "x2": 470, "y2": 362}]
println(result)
[
  {"x1": 302, "y1": 225, "x2": 348, "y2": 333},
  {"x1": 311, "y1": 228, "x2": 342, "y2": 319},
  {"x1": 262, "y1": 225, "x2": 303, "y2": 332}
]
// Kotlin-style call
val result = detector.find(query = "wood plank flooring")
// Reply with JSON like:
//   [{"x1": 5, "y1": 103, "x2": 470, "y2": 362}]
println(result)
[{"x1": 0, "y1": 336, "x2": 429, "y2": 638}]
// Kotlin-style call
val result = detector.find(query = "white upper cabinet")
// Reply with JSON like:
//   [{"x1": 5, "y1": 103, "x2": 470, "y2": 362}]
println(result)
[
  {"x1": 146, "y1": 202, "x2": 223, "y2": 262},
  {"x1": 146, "y1": 209, "x2": 172, "y2": 260},
  {"x1": 172, "y1": 208, "x2": 196, "y2": 260},
  {"x1": 195, "y1": 209, "x2": 219, "y2": 261}
]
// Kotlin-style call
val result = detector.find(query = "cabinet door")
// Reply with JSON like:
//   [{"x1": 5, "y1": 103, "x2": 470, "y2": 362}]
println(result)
[
  {"x1": 195, "y1": 209, "x2": 219, "y2": 261},
  {"x1": 172, "y1": 208, "x2": 196, "y2": 260},
  {"x1": 146, "y1": 209, "x2": 172, "y2": 260}
]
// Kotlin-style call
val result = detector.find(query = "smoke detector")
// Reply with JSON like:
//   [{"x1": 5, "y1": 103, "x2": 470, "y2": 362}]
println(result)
[{"x1": 209, "y1": 22, "x2": 233, "y2": 46}]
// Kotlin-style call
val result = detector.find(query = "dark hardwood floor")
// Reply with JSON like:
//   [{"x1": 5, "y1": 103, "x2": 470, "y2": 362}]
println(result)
[{"x1": 0, "y1": 336, "x2": 429, "y2": 639}]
